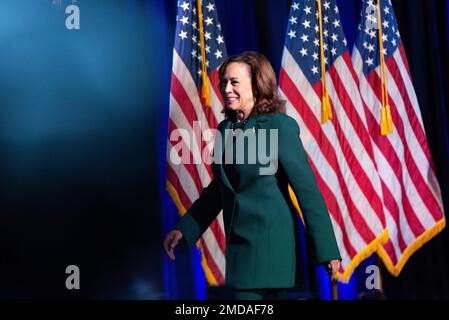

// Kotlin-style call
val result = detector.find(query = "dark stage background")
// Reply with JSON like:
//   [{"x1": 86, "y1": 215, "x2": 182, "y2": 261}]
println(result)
[{"x1": 0, "y1": 0, "x2": 448, "y2": 299}]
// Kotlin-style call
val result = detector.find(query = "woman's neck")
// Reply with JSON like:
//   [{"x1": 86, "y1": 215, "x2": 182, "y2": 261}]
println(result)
[{"x1": 237, "y1": 106, "x2": 254, "y2": 120}]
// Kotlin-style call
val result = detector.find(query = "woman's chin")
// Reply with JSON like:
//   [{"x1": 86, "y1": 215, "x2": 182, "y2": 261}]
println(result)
[{"x1": 226, "y1": 104, "x2": 240, "y2": 111}]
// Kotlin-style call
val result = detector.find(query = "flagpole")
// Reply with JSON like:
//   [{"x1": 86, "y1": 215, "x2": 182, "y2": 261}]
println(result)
[
  {"x1": 331, "y1": 278, "x2": 338, "y2": 300},
  {"x1": 375, "y1": 254, "x2": 384, "y2": 296}
]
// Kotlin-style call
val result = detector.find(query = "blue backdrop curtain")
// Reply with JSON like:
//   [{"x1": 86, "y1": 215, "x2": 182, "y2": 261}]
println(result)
[
  {"x1": 0, "y1": 0, "x2": 163, "y2": 299},
  {"x1": 158, "y1": 0, "x2": 449, "y2": 299}
]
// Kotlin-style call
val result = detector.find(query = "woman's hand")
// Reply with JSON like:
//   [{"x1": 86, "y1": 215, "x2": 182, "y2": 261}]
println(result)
[
  {"x1": 326, "y1": 259, "x2": 341, "y2": 276},
  {"x1": 163, "y1": 230, "x2": 183, "y2": 260}
]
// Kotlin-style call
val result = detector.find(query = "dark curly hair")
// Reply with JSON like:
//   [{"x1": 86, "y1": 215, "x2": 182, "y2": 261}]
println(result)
[{"x1": 218, "y1": 51, "x2": 285, "y2": 121}]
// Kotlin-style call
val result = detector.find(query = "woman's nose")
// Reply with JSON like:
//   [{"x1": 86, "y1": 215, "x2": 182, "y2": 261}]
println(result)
[{"x1": 225, "y1": 82, "x2": 233, "y2": 93}]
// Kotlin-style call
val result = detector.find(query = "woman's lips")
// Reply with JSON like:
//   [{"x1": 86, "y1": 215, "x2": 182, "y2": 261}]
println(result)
[{"x1": 225, "y1": 97, "x2": 238, "y2": 104}]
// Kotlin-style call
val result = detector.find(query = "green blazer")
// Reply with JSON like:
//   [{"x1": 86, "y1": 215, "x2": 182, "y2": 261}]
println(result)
[{"x1": 176, "y1": 111, "x2": 341, "y2": 289}]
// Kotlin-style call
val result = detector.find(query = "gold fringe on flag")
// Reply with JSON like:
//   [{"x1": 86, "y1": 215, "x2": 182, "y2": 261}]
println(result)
[
  {"x1": 197, "y1": 0, "x2": 211, "y2": 107},
  {"x1": 167, "y1": 180, "x2": 220, "y2": 285},
  {"x1": 288, "y1": 184, "x2": 305, "y2": 226},
  {"x1": 377, "y1": 217, "x2": 446, "y2": 277},
  {"x1": 317, "y1": 0, "x2": 332, "y2": 124},
  {"x1": 288, "y1": 182, "x2": 390, "y2": 284},
  {"x1": 377, "y1": 0, "x2": 393, "y2": 135}
]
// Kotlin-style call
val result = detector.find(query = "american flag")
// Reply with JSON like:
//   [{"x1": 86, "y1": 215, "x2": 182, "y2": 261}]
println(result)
[
  {"x1": 352, "y1": 0, "x2": 445, "y2": 276},
  {"x1": 279, "y1": 0, "x2": 389, "y2": 282},
  {"x1": 166, "y1": 0, "x2": 227, "y2": 285}
]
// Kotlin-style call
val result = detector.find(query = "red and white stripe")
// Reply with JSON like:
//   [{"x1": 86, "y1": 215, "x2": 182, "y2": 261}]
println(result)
[
  {"x1": 167, "y1": 49, "x2": 226, "y2": 284},
  {"x1": 279, "y1": 48, "x2": 388, "y2": 282},
  {"x1": 352, "y1": 43, "x2": 445, "y2": 272}
]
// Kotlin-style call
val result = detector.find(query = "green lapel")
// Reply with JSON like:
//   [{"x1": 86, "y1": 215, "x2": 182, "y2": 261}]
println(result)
[{"x1": 216, "y1": 113, "x2": 273, "y2": 193}]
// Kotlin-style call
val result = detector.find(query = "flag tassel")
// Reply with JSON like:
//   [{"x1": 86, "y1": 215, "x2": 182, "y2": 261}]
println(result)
[
  {"x1": 321, "y1": 92, "x2": 332, "y2": 123},
  {"x1": 317, "y1": 0, "x2": 332, "y2": 124},
  {"x1": 377, "y1": 0, "x2": 393, "y2": 135},
  {"x1": 197, "y1": 0, "x2": 211, "y2": 107},
  {"x1": 386, "y1": 103, "x2": 393, "y2": 133},
  {"x1": 380, "y1": 106, "x2": 388, "y2": 135}
]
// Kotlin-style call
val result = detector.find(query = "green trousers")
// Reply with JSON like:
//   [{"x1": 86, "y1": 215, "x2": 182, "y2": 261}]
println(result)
[{"x1": 234, "y1": 288, "x2": 288, "y2": 300}]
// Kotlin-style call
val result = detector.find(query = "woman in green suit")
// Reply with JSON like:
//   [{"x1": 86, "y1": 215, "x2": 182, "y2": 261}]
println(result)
[{"x1": 164, "y1": 51, "x2": 341, "y2": 300}]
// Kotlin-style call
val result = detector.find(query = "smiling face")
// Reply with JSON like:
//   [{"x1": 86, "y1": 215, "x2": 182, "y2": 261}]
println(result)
[{"x1": 220, "y1": 62, "x2": 255, "y2": 118}]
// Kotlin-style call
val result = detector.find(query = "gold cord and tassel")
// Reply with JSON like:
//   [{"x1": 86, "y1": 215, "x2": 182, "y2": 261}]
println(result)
[
  {"x1": 197, "y1": 0, "x2": 211, "y2": 107},
  {"x1": 317, "y1": 0, "x2": 332, "y2": 124},
  {"x1": 377, "y1": 0, "x2": 393, "y2": 135}
]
